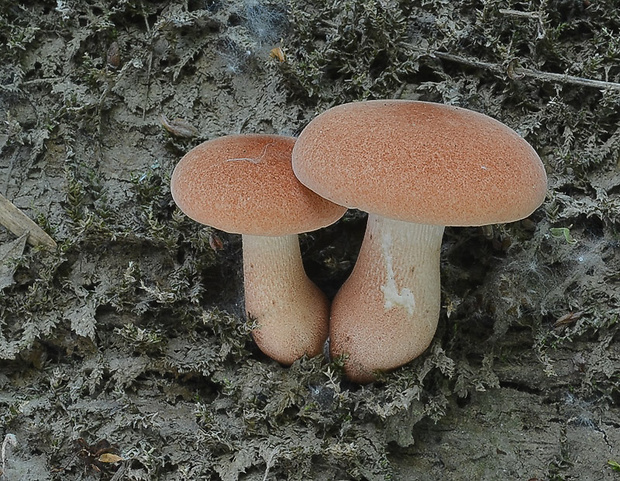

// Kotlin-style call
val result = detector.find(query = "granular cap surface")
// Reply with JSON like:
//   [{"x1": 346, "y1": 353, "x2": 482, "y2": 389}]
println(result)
[
  {"x1": 172, "y1": 134, "x2": 346, "y2": 236},
  {"x1": 293, "y1": 100, "x2": 547, "y2": 226}
]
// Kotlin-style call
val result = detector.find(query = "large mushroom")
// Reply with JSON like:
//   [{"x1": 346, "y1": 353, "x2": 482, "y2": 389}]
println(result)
[
  {"x1": 171, "y1": 134, "x2": 346, "y2": 365},
  {"x1": 292, "y1": 100, "x2": 547, "y2": 382}
]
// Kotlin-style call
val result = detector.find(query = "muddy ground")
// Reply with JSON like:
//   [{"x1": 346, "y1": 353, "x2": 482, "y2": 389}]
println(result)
[{"x1": 1, "y1": 0, "x2": 619, "y2": 480}]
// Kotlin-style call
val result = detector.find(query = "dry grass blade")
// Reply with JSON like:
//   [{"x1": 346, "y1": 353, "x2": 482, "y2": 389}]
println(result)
[{"x1": 0, "y1": 193, "x2": 57, "y2": 249}]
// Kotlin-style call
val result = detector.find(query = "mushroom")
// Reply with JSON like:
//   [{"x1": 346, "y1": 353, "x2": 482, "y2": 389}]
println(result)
[
  {"x1": 171, "y1": 134, "x2": 346, "y2": 364},
  {"x1": 292, "y1": 100, "x2": 547, "y2": 382}
]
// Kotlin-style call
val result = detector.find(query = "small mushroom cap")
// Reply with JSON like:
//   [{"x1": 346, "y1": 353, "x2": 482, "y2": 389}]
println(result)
[
  {"x1": 293, "y1": 100, "x2": 547, "y2": 226},
  {"x1": 171, "y1": 134, "x2": 346, "y2": 236}
]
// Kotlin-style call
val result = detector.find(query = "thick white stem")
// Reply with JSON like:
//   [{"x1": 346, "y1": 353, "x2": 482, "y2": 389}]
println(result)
[
  {"x1": 242, "y1": 234, "x2": 329, "y2": 365},
  {"x1": 330, "y1": 214, "x2": 445, "y2": 382}
]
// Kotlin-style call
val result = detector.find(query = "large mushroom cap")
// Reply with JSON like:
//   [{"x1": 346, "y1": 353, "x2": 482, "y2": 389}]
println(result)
[
  {"x1": 293, "y1": 100, "x2": 547, "y2": 226},
  {"x1": 171, "y1": 134, "x2": 346, "y2": 236}
]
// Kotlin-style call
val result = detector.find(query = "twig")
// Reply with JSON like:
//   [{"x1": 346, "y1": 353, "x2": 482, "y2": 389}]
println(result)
[
  {"x1": 0, "y1": 193, "x2": 57, "y2": 249},
  {"x1": 434, "y1": 51, "x2": 620, "y2": 91},
  {"x1": 498, "y1": 8, "x2": 546, "y2": 39},
  {"x1": 498, "y1": 8, "x2": 543, "y2": 19}
]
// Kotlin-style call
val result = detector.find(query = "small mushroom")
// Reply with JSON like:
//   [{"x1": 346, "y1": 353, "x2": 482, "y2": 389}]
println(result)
[
  {"x1": 292, "y1": 100, "x2": 547, "y2": 382},
  {"x1": 171, "y1": 134, "x2": 346, "y2": 365}
]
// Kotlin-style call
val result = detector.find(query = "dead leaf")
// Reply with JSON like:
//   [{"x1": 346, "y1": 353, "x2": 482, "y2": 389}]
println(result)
[
  {"x1": 98, "y1": 453, "x2": 124, "y2": 464},
  {"x1": 0, "y1": 193, "x2": 56, "y2": 248},
  {"x1": 553, "y1": 311, "x2": 583, "y2": 328}
]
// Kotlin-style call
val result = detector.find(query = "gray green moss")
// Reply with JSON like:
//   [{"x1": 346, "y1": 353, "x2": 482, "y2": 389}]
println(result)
[{"x1": 1, "y1": 0, "x2": 619, "y2": 479}]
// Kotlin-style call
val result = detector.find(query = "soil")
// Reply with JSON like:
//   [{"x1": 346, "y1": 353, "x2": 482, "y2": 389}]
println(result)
[{"x1": 1, "y1": 1, "x2": 619, "y2": 480}]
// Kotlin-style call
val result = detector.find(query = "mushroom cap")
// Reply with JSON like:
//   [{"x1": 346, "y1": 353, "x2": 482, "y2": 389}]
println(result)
[
  {"x1": 292, "y1": 100, "x2": 547, "y2": 226},
  {"x1": 171, "y1": 134, "x2": 346, "y2": 236}
]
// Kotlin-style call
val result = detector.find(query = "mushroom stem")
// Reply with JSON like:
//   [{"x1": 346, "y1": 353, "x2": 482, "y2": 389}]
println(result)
[
  {"x1": 242, "y1": 234, "x2": 329, "y2": 365},
  {"x1": 330, "y1": 214, "x2": 445, "y2": 382}
]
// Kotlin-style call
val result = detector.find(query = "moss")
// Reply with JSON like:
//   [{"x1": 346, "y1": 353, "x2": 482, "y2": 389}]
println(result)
[
  {"x1": 284, "y1": 0, "x2": 417, "y2": 104},
  {"x1": 1, "y1": 0, "x2": 619, "y2": 479}
]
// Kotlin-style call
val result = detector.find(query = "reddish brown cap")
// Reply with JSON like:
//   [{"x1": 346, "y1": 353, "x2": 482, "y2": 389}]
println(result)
[
  {"x1": 293, "y1": 100, "x2": 547, "y2": 226},
  {"x1": 171, "y1": 134, "x2": 346, "y2": 236}
]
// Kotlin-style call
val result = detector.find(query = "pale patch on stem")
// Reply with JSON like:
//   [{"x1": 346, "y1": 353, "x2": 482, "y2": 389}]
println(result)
[{"x1": 380, "y1": 231, "x2": 415, "y2": 316}]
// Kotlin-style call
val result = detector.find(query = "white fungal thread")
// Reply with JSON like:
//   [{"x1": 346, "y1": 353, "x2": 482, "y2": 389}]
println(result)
[
  {"x1": 380, "y1": 231, "x2": 416, "y2": 316},
  {"x1": 226, "y1": 142, "x2": 275, "y2": 164}
]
